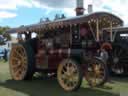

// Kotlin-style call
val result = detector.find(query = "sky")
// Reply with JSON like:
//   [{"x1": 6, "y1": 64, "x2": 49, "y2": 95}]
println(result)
[{"x1": 0, "y1": 0, "x2": 128, "y2": 28}]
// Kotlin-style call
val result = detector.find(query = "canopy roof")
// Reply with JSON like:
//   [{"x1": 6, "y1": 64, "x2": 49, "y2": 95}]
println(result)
[
  {"x1": 112, "y1": 26, "x2": 128, "y2": 32},
  {"x1": 7, "y1": 11, "x2": 123, "y2": 34}
]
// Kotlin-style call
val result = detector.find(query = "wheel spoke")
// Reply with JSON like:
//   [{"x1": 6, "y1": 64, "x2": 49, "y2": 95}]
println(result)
[
  {"x1": 13, "y1": 49, "x2": 23, "y2": 58},
  {"x1": 119, "y1": 57, "x2": 128, "y2": 62},
  {"x1": 11, "y1": 57, "x2": 19, "y2": 61},
  {"x1": 14, "y1": 68, "x2": 21, "y2": 76},
  {"x1": 113, "y1": 48, "x2": 119, "y2": 57},
  {"x1": 117, "y1": 48, "x2": 122, "y2": 56},
  {"x1": 72, "y1": 74, "x2": 79, "y2": 82}
]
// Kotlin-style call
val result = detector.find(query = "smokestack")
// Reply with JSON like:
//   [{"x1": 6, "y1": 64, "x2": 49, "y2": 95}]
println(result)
[
  {"x1": 75, "y1": 0, "x2": 85, "y2": 16},
  {"x1": 88, "y1": 4, "x2": 93, "y2": 14}
]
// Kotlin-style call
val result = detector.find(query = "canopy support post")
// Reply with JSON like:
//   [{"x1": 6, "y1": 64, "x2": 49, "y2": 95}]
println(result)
[
  {"x1": 96, "y1": 19, "x2": 99, "y2": 42},
  {"x1": 37, "y1": 27, "x2": 41, "y2": 40},
  {"x1": 88, "y1": 22, "x2": 96, "y2": 41},
  {"x1": 110, "y1": 21, "x2": 113, "y2": 42}
]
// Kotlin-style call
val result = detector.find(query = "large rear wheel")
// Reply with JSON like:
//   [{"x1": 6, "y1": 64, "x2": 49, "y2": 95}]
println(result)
[
  {"x1": 57, "y1": 59, "x2": 82, "y2": 91},
  {"x1": 9, "y1": 42, "x2": 35, "y2": 80}
]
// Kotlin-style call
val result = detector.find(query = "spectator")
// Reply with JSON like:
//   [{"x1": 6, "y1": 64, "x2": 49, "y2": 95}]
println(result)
[{"x1": 3, "y1": 48, "x2": 7, "y2": 62}]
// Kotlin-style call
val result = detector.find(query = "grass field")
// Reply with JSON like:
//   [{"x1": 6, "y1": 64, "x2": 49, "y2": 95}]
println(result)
[{"x1": 0, "y1": 60, "x2": 128, "y2": 96}]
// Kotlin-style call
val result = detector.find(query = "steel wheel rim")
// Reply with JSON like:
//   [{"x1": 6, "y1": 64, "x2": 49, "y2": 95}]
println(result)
[
  {"x1": 10, "y1": 45, "x2": 28, "y2": 80},
  {"x1": 58, "y1": 59, "x2": 79, "y2": 91},
  {"x1": 86, "y1": 60, "x2": 105, "y2": 86}
]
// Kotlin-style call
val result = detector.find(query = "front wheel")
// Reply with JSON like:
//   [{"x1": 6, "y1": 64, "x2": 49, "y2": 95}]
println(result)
[
  {"x1": 85, "y1": 57, "x2": 108, "y2": 87},
  {"x1": 57, "y1": 59, "x2": 82, "y2": 91}
]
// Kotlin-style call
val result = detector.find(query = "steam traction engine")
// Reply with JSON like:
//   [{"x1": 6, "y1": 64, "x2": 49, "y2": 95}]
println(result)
[{"x1": 7, "y1": 12, "x2": 123, "y2": 91}]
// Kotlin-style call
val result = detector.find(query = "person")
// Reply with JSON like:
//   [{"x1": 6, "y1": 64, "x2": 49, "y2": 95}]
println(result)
[
  {"x1": 99, "y1": 48, "x2": 109, "y2": 63},
  {"x1": 17, "y1": 33, "x2": 23, "y2": 42},
  {"x1": 3, "y1": 48, "x2": 7, "y2": 62}
]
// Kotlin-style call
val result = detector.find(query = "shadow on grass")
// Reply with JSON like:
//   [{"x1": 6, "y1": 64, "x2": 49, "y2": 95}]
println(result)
[
  {"x1": 110, "y1": 76, "x2": 128, "y2": 83},
  {"x1": 0, "y1": 77, "x2": 119, "y2": 96}
]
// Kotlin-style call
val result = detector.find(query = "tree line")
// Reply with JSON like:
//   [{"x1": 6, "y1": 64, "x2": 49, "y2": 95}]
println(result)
[{"x1": 0, "y1": 26, "x2": 11, "y2": 45}]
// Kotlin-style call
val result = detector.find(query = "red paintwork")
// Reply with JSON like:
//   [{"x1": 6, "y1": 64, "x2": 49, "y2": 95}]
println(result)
[
  {"x1": 48, "y1": 49, "x2": 70, "y2": 69},
  {"x1": 36, "y1": 39, "x2": 70, "y2": 69}
]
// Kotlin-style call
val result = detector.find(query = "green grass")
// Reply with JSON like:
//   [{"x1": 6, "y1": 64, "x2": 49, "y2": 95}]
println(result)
[{"x1": 0, "y1": 61, "x2": 128, "y2": 96}]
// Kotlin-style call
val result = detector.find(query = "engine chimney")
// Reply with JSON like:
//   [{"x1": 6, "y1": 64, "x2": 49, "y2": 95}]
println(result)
[
  {"x1": 88, "y1": 4, "x2": 93, "y2": 14},
  {"x1": 75, "y1": 0, "x2": 85, "y2": 16}
]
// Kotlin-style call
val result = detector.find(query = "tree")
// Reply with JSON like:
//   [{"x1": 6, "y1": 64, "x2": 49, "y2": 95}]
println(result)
[
  {"x1": 61, "y1": 14, "x2": 66, "y2": 19},
  {"x1": 0, "y1": 26, "x2": 11, "y2": 45},
  {"x1": 54, "y1": 14, "x2": 60, "y2": 20}
]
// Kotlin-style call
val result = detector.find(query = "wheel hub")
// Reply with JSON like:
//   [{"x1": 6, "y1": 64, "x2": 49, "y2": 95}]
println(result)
[{"x1": 113, "y1": 57, "x2": 119, "y2": 64}]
